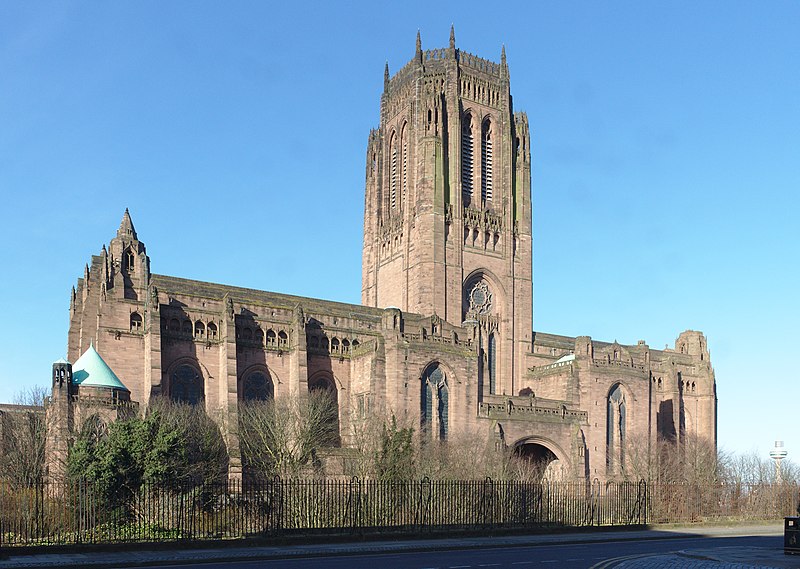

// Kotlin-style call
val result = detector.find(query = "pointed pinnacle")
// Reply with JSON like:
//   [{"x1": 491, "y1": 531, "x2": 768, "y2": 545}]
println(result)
[
  {"x1": 416, "y1": 30, "x2": 421, "y2": 54},
  {"x1": 384, "y1": 61, "x2": 390, "y2": 90},
  {"x1": 449, "y1": 24, "x2": 455, "y2": 49},
  {"x1": 501, "y1": 44, "x2": 507, "y2": 65},
  {"x1": 117, "y1": 208, "x2": 138, "y2": 240}
]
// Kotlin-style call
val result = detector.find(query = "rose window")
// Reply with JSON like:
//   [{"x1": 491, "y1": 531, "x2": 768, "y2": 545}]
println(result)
[{"x1": 468, "y1": 281, "x2": 493, "y2": 314}]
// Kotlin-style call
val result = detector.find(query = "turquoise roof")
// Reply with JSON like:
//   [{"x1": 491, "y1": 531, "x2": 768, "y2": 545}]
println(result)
[{"x1": 72, "y1": 344, "x2": 130, "y2": 391}]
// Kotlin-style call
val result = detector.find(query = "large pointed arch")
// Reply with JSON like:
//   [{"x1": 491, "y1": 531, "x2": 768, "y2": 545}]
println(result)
[
  {"x1": 606, "y1": 382, "x2": 629, "y2": 476},
  {"x1": 388, "y1": 130, "x2": 398, "y2": 211},
  {"x1": 238, "y1": 364, "x2": 275, "y2": 402},
  {"x1": 166, "y1": 359, "x2": 204, "y2": 405},
  {"x1": 481, "y1": 117, "x2": 493, "y2": 204},
  {"x1": 461, "y1": 112, "x2": 475, "y2": 206},
  {"x1": 400, "y1": 121, "x2": 409, "y2": 210},
  {"x1": 308, "y1": 371, "x2": 341, "y2": 446},
  {"x1": 420, "y1": 361, "x2": 450, "y2": 440}
]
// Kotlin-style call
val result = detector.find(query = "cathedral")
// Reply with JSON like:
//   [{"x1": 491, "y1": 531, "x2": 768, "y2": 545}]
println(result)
[{"x1": 46, "y1": 30, "x2": 717, "y2": 481}]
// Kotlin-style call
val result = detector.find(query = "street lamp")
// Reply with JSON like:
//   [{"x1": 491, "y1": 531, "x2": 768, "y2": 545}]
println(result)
[{"x1": 770, "y1": 440, "x2": 788, "y2": 482}]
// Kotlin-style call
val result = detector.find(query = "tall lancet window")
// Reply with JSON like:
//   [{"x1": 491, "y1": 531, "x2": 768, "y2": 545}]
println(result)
[
  {"x1": 390, "y1": 133, "x2": 398, "y2": 210},
  {"x1": 421, "y1": 364, "x2": 449, "y2": 440},
  {"x1": 401, "y1": 124, "x2": 408, "y2": 207},
  {"x1": 488, "y1": 332, "x2": 497, "y2": 395},
  {"x1": 481, "y1": 119, "x2": 493, "y2": 204},
  {"x1": 461, "y1": 114, "x2": 474, "y2": 206},
  {"x1": 606, "y1": 384, "x2": 626, "y2": 474}
]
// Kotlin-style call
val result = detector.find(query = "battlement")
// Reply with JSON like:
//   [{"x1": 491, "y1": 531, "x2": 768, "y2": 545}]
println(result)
[{"x1": 458, "y1": 50, "x2": 502, "y2": 76}]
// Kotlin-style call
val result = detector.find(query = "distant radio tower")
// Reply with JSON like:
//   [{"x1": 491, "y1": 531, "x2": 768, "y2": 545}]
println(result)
[{"x1": 769, "y1": 440, "x2": 788, "y2": 482}]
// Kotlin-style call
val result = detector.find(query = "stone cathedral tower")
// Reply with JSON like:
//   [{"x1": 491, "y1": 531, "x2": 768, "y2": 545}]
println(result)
[{"x1": 362, "y1": 28, "x2": 532, "y2": 396}]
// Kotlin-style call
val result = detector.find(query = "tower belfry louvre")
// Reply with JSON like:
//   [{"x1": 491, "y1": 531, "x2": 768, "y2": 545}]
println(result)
[{"x1": 42, "y1": 29, "x2": 716, "y2": 483}]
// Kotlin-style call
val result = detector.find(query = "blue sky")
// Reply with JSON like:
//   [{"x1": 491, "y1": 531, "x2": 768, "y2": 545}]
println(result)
[{"x1": 1, "y1": 1, "x2": 797, "y2": 460}]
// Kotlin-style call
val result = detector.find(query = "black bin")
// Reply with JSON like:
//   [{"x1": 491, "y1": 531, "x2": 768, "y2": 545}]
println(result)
[{"x1": 785, "y1": 517, "x2": 800, "y2": 554}]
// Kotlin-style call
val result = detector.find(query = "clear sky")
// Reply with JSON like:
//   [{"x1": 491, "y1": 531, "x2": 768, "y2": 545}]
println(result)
[{"x1": 1, "y1": 1, "x2": 797, "y2": 461}]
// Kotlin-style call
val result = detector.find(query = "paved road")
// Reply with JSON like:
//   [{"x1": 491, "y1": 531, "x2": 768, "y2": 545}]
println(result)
[
  {"x1": 122, "y1": 535, "x2": 783, "y2": 569},
  {"x1": 1, "y1": 525, "x2": 789, "y2": 569}
]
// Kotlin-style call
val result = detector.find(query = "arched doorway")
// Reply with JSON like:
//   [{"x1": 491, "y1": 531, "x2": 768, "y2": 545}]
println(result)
[{"x1": 513, "y1": 441, "x2": 564, "y2": 481}]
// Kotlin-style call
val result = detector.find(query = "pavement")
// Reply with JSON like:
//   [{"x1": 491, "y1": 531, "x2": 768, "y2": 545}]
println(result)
[{"x1": 0, "y1": 523, "x2": 794, "y2": 569}]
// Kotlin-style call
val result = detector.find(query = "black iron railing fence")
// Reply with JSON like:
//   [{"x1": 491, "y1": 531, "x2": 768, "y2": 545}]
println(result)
[{"x1": 0, "y1": 479, "x2": 795, "y2": 547}]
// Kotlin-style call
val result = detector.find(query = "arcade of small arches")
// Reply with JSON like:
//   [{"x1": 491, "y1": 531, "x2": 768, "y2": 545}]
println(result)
[
  {"x1": 236, "y1": 326, "x2": 289, "y2": 350},
  {"x1": 307, "y1": 334, "x2": 361, "y2": 356}
]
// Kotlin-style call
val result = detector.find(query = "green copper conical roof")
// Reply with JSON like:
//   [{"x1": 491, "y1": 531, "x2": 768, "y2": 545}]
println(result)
[{"x1": 72, "y1": 344, "x2": 130, "y2": 391}]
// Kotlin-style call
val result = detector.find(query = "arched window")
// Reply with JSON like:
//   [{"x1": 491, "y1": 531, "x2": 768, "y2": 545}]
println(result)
[
  {"x1": 488, "y1": 333, "x2": 497, "y2": 395},
  {"x1": 182, "y1": 320, "x2": 192, "y2": 335},
  {"x1": 169, "y1": 318, "x2": 180, "y2": 331},
  {"x1": 606, "y1": 384, "x2": 626, "y2": 474},
  {"x1": 352, "y1": 339, "x2": 360, "y2": 348},
  {"x1": 207, "y1": 322, "x2": 218, "y2": 339},
  {"x1": 421, "y1": 364, "x2": 448, "y2": 440},
  {"x1": 125, "y1": 249, "x2": 135, "y2": 273},
  {"x1": 194, "y1": 320, "x2": 205, "y2": 339},
  {"x1": 255, "y1": 328, "x2": 264, "y2": 344},
  {"x1": 341, "y1": 339, "x2": 350, "y2": 354},
  {"x1": 389, "y1": 132, "x2": 398, "y2": 210},
  {"x1": 242, "y1": 369, "x2": 274, "y2": 401},
  {"x1": 331, "y1": 337, "x2": 340, "y2": 353},
  {"x1": 266, "y1": 330, "x2": 276, "y2": 347},
  {"x1": 461, "y1": 114, "x2": 474, "y2": 205},
  {"x1": 308, "y1": 374, "x2": 340, "y2": 446},
  {"x1": 130, "y1": 312, "x2": 143, "y2": 332},
  {"x1": 277, "y1": 331, "x2": 288, "y2": 348},
  {"x1": 481, "y1": 119, "x2": 493, "y2": 203},
  {"x1": 80, "y1": 414, "x2": 108, "y2": 443},
  {"x1": 400, "y1": 123, "x2": 408, "y2": 207},
  {"x1": 171, "y1": 363, "x2": 203, "y2": 405}
]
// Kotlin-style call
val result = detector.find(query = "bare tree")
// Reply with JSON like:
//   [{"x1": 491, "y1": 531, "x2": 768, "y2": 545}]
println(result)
[
  {"x1": 346, "y1": 411, "x2": 407, "y2": 479},
  {"x1": 0, "y1": 386, "x2": 48, "y2": 486},
  {"x1": 621, "y1": 434, "x2": 721, "y2": 484},
  {"x1": 238, "y1": 390, "x2": 339, "y2": 479},
  {"x1": 146, "y1": 397, "x2": 229, "y2": 486}
]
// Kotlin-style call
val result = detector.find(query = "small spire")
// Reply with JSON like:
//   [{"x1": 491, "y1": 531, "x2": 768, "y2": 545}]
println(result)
[
  {"x1": 117, "y1": 208, "x2": 138, "y2": 240},
  {"x1": 501, "y1": 44, "x2": 507, "y2": 66},
  {"x1": 449, "y1": 24, "x2": 456, "y2": 49},
  {"x1": 416, "y1": 29, "x2": 422, "y2": 55},
  {"x1": 384, "y1": 61, "x2": 390, "y2": 91}
]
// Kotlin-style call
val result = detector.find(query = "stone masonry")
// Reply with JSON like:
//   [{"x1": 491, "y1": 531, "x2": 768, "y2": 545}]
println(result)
[{"x1": 49, "y1": 29, "x2": 717, "y2": 482}]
